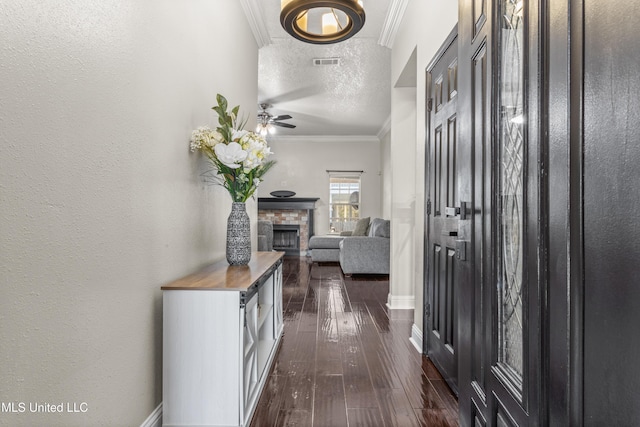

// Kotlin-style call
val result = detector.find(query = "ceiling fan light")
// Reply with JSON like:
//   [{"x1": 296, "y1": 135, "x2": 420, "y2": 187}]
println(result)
[{"x1": 268, "y1": 126, "x2": 276, "y2": 135}]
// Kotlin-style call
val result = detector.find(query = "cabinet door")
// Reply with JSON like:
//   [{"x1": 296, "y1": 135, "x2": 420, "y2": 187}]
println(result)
[
  {"x1": 273, "y1": 264, "x2": 283, "y2": 336},
  {"x1": 243, "y1": 293, "x2": 259, "y2": 422}
]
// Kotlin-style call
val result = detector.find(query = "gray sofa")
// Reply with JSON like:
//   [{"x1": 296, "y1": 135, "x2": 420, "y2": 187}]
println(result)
[{"x1": 309, "y1": 217, "x2": 390, "y2": 275}]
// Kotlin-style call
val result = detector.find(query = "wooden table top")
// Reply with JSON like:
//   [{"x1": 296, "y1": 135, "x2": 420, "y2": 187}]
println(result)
[{"x1": 161, "y1": 251, "x2": 285, "y2": 291}]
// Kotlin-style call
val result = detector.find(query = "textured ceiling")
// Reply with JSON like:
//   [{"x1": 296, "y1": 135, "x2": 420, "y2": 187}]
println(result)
[{"x1": 255, "y1": 0, "x2": 392, "y2": 137}]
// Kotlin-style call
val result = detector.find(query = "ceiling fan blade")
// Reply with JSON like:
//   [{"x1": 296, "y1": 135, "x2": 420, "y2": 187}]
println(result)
[
  {"x1": 270, "y1": 114, "x2": 292, "y2": 121},
  {"x1": 272, "y1": 122, "x2": 296, "y2": 129},
  {"x1": 262, "y1": 85, "x2": 324, "y2": 105}
]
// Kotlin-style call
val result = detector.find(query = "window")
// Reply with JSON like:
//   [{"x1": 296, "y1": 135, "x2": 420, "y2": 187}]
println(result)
[{"x1": 328, "y1": 172, "x2": 361, "y2": 233}]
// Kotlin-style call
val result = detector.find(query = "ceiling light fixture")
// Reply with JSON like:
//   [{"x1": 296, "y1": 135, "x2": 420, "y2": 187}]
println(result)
[
  {"x1": 256, "y1": 112, "x2": 276, "y2": 136},
  {"x1": 280, "y1": 0, "x2": 365, "y2": 45}
]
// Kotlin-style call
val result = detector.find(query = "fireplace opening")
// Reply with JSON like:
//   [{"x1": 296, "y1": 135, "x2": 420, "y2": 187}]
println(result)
[{"x1": 273, "y1": 224, "x2": 300, "y2": 256}]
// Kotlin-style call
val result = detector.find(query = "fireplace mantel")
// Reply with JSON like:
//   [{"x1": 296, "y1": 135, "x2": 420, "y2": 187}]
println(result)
[{"x1": 257, "y1": 197, "x2": 319, "y2": 210}]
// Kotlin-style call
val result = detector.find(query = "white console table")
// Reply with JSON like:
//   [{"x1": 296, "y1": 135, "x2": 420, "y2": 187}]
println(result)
[{"x1": 162, "y1": 252, "x2": 284, "y2": 427}]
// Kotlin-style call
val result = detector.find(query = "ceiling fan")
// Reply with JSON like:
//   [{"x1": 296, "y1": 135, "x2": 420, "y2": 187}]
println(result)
[{"x1": 256, "y1": 103, "x2": 296, "y2": 136}]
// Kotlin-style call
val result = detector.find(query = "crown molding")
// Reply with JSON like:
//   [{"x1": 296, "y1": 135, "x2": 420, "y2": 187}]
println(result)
[
  {"x1": 239, "y1": 0, "x2": 271, "y2": 48},
  {"x1": 269, "y1": 135, "x2": 380, "y2": 144},
  {"x1": 377, "y1": 115, "x2": 392, "y2": 139},
  {"x1": 378, "y1": 0, "x2": 409, "y2": 48}
]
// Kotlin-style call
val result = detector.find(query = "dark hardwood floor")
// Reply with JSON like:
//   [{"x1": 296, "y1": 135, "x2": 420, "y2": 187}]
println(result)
[{"x1": 251, "y1": 257, "x2": 459, "y2": 427}]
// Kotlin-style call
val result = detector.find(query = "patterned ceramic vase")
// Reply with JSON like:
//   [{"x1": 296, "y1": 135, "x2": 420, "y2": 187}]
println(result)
[{"x1": 226, "y1": 202, "x2": 251, "y2": 265}]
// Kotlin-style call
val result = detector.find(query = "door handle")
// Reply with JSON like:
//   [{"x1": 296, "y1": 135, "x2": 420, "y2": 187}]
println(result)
[
  {"x1": 445, "y1": 202, "x2": 468, "y2": 220},
  {"x1": 442, "y1": 230, "x2": 458, "y2": 237}
]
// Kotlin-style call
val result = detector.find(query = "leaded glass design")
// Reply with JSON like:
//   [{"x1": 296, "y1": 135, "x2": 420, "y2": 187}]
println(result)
[{"x1": 497, "y1": 0, "x2": 524, "y2": 385}]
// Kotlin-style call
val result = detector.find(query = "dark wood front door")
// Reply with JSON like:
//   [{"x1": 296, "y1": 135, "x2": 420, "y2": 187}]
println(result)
[
  {"x1": 457, "y1": 0, "x2": 543, "y2": 425},
  {"x1": 425, "y1": 26, "x2": 459, "y2": 395}
]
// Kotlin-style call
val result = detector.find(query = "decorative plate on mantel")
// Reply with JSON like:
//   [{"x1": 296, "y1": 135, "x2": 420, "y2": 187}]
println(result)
[{"x1": 270, "y1": 190, "x2": 296, "y2": 198}]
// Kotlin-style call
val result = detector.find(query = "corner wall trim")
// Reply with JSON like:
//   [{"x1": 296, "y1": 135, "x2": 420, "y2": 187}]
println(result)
[
  {"x1": 386, "y1": 294, "x2": 415, "y2": 310},
  {"x1": 140, "y1": 403, "x2": 162, "y2": 427},
  {"x1": 377, "y1": 115, "x2": 392, "y2": 139},
  {"x1": 409, "y1": 323, "x2": 423, "y2": 354},
  {"x1": 239, "y1": 0, "x2": 271, "y2": 48},
  {"x1": 378, "y1": 0, "x2": 410, "y2": 48}
]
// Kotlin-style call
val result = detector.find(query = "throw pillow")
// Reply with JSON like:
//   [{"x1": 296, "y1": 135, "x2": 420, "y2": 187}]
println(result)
[
  {"x1": 368, "y1": 218, "x2": 391, "y2": 238},
  {"x1": 379, "y1": 219, "x2": 390, "y2": 238},
  {"x1": 351, "y1": 217, "x2": 370, "y2": 236}
]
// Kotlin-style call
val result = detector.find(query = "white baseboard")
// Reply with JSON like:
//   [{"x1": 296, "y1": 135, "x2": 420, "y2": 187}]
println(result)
[
  {"x1": 409, "y1": 323, "x2": 423, "y2": 354},
  {"x1": 385, "y1": 294, "x2": 415, "y2": 310},
  {"x1": 140, "y1": 403, "x2": 162, "y2": 427}
]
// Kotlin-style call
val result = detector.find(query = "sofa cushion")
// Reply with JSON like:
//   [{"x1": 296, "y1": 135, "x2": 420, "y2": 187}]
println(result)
[
  {"x1": 351, "y1": 217, "x2": 370, "y2": 236},
  {"x1": 368, "y1": 218, "x2": 390, "y2": 238},
  {"x1": 308, "y1": 235, "x2": 344, "y2": 249}
]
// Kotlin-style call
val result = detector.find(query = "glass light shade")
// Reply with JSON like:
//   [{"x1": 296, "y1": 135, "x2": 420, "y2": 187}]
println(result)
[
  {"x1": 322, "y1": 12, "x2": 338, "y2": 35},
  {"x1": 297, "y1": 11, "x2": 308, "y2": 31}
]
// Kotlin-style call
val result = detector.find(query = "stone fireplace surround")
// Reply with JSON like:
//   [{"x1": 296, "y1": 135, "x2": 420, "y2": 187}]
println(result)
[{"x1": 257, "y1": 197, "x2": 319, "y2": 254}]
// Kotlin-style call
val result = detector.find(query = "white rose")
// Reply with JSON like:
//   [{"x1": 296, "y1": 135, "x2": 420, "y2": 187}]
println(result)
[
  {"x1": 210, "y1": 129, "x2": 224, "y2": 146},
  {"x1": 214, "y1": 142, "x2": 248, "y2": 169}
]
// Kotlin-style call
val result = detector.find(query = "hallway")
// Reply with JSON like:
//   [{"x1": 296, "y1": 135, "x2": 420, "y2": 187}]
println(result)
[{"x1": 251, "y1": 257, "x2": 459, "y2": 426}]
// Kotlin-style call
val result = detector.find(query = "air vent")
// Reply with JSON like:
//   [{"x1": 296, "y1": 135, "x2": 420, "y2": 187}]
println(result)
[{"x1": 313, "y1": 57, "x2": 341, "y2": 66}]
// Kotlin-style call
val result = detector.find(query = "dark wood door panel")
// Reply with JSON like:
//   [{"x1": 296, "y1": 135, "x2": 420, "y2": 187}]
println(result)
[
  {"x1": 583, "y1": 0, "x2": 640, "y2": 424},
  {"x1": 425, "y1": 25, "x2": 460, "y2": 395},
  {"x1": 458, "y1": 0, "x2": 543, "y2": 425}
]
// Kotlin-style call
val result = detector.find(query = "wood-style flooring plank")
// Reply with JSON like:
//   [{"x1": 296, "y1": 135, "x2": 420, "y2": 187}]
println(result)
[
  {"x1": 414, "y1": 408, "x2": 459, "y2": 427},
  {"x1": 276, "y1": 409, "x2": 312, "y2": 426},
  {"x1": 347, "y1": 407, "x2": 385, "y2": 427},
  {"x1": 278, "y1": 361, "x2": 315, "y2": 412},
  {"x1": 297, "y1": 280, "x2": 319, "y2": 332},
  {"x1": 376, "y1": 388, "x2": 422, "y2": 427},
  {"x1": 250, "y1": 374, "x2": 287, "y2": 427},
  {"x1": 313, "y1": 374, "x2": 348, "y2": 427},
  {"x1": 340, "y1": 336, "x2": 378, "y2": 408},
  {"x1": 400, "y1": 374, "x2": 447, "y2": 410},
  {"x1": 430, "y1": 379, "x2": 459, "y2": 415}
]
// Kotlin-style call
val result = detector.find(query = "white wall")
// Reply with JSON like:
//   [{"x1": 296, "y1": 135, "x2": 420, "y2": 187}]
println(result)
[
  {"x1": 379, "y1": 129, "x2": 392, "y2": 219},
  {"x1": 0, "y1": 1, "x2": 258, "y2": 426},
  {"x1": 389, "y1": 87, "x2": 417, "y2": 309},
  {"x1": 389, "y1": 1, "x2": 458, "y2": 327},
  {"x1": 259, "y1": 137, "x2": 382, "y2": 235}
]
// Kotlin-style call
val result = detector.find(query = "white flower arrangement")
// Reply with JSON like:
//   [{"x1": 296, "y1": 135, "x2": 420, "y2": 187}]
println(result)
[{"x1": 190, "y1": 94, "x2": 275, "y2": 202}]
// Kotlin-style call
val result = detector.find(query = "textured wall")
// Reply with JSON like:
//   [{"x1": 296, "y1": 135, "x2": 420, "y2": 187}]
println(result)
[
  {"x1": 259, "y1": 137, "x2": 382, "y2": 236},
  {"x1": 0, "y1": 1, "x2": 258, "y2": 425}
]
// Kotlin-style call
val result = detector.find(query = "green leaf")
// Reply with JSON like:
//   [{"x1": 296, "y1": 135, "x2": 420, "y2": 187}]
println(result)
[{"x1": 216, "y1": 94, "x2": 228, "y2": 113}]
